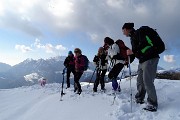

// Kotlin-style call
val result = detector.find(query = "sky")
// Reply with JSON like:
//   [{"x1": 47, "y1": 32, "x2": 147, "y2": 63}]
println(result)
[{"x1": 0, "y1": 0, "x2": 179, "y2": 69}]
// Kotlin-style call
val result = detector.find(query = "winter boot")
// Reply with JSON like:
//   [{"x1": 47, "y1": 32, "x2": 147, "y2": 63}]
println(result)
[
  {"x1": 136, "y1": 98, "x2": 145, "y2": 104},
  {"x1": 143, "y1": 104, "x2": 157, "y2": 112},
  {"x1": 93, "y1": 87, "x2": 97, "y2": 92},
  {"x1": 101, "y1": 86, "x2": 106, "y2": 90},
  {"x1": 112, "y1": 79, "x2": 118, "y2": 91},
  {"x1": 118, "y1": 83, "x2": 121, "y2": 92},
  {"x1": 100, "y1": 88, "x2": 106, "y2": 93},
  {"x1": 74, "y1": 83, "x2": 78, "y2": 92},
  {"x1": 66, "y1": 84, "x2": 70, "y2": 89},
  {"x1": 77, "y1": 89, "x2": 82, "y2": 95}
]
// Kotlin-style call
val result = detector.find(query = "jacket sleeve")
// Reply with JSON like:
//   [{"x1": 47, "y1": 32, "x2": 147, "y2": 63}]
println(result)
[
  {"x1": 130, "y1": 31, "x2": 142, "y2": 59},
  {"x1": 64, "y1": 57, "x2": 68, "y2": 67},
  {"x1": 131, "y1": 34, "x2": 139, "y2": 53},
  {"x1": 81, "y1": 56, "x2": 85, "y2": 67}
]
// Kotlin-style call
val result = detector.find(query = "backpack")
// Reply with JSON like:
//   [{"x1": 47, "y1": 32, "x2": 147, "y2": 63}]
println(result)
[
  {"x1": 138, "y1": 26, "x2": 165, "y2": 54},
  {"x1": 115, "y1": 40, "x2": 135, "y2": 64},
  {"x1": 82, "y1": 55, "x2": 89, "y2": 71}
]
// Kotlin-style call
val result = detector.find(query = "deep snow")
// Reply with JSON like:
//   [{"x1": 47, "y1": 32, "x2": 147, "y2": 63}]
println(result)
[{"x1": 0, "y1": 77, "x2": 180, "y2": 120}]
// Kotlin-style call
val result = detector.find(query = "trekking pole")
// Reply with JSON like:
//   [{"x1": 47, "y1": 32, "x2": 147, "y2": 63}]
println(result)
[
  {"x1": 87, "y1": 66, "x2": 97, "y2": 89},
  {"x1": 118, "y1": 66, "x2": 125, "y2": 92},
  {"x1": 60, "y1": 68, "x2": 66, "y2": 101},
  {"x1": 128, "y1": 56, "x2": 133, "y2": 112}
]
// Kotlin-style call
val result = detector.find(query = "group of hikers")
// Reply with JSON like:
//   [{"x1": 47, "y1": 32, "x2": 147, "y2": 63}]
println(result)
[{"x1": 63, "y1": 22, "x2": 165, "y2": 112}]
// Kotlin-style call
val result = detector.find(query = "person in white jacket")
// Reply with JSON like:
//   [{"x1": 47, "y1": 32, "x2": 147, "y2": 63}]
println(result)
[{"x1": 104, "y1": 37, "x2": 125, "y2": 91}]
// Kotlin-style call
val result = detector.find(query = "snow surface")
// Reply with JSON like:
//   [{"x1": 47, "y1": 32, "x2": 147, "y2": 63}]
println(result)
[
  {"x1": 24, "y1": 73, "x2": 41, "y2": 82},
  {"x1": 0, "y1": 78, "x2": 180, "y2": 120}
]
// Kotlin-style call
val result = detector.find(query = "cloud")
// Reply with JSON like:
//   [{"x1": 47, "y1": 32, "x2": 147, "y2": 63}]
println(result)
[
  {"x1": 0, "y1": 0, "x2": 180, "y2": 51},
  {"x1": 48, "y1": 0, "x2": 74, "y2": 18},
  {"x1": 16, "y1": 38, "x2": 67, "y2": 54},
  {"x1": 15, "y1": 45, "x2": 32, "y2": 53},
  {"x1": 34, "y1": 38, "x2": 67, "y2": 53},
  {"x1": 45, "y1": 44, "x2": 54, "y2": 53},
  {"x1": 34, "y1": 38, "x2": 44, "y2": 49},
  {"x1": 164, "y1": 55, "x2": 175, "y2": 63},
  {"x1": 55, "y1": 45, "x2": 66, "y2": 51}
]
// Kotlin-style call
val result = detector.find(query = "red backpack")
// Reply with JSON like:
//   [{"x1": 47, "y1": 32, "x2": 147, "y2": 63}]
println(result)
[{"x1": 115, "y1": 39, "x2": 135, "y2": 64}]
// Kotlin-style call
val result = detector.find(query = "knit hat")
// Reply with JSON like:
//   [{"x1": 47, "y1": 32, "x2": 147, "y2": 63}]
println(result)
[
  {"x1": 104, "y1": 37, "x2": 114, "y2": 45},
  {"x1": 68, "y1": 51, "x2": 73, "y2": 55},
  {"x1": 98, "y1": 47, "x2": 104, "y2": 52},
  {"x1": 122, "y1": 23, "x2": 134, "y2": 29},
  {"x1": 74, "y1": 48, "x2": 82, "y2": 54}
]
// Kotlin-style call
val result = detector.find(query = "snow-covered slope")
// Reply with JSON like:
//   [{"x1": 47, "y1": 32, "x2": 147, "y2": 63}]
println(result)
[{"x1": 0, "y1": 78, "x2": 180, "y2": 120}]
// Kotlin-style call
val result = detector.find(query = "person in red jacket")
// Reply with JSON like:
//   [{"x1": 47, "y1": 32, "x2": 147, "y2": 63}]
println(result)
[{"x1": 74, "y1": 48, "x2": 85, "y2": 95}]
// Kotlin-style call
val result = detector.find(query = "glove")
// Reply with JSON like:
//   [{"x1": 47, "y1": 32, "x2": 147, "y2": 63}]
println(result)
[{"x1": 93, "y1": 55, "x2": 99, "y2": 63}]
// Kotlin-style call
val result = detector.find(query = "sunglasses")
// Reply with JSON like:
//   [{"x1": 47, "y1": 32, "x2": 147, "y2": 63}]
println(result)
[{"x1": 74, "y1": 51, "x2": 79, "y2": 53}]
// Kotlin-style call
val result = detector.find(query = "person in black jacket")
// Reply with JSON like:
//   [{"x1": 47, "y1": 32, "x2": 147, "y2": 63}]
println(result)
[
  {"x1": 122, "y1": 23, "x2": 160, "y2": 112},
  {"x1": 93, "y1": 47, "x2": 108, "y2": 92},
  {"x1": 64, "y1": 51, "x2": 75, "y2": 88}
]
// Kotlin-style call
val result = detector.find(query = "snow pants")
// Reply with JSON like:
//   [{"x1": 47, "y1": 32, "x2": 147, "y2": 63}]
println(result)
[
  {"x1": 108, "y1": 63, "x2": 124, "y2": 90},
  {"x1": 135, "y1": 58, "x2": 159, "y2": 107},
  {"x1": 74, "y1": 72, "x2": 83, "y2": 91},
  {"x1": 66, "y1": 67, "x2": 75, "y2": 87},
  {"x1": 94, "y1": 68, "x2": 107, "y2": 90}
]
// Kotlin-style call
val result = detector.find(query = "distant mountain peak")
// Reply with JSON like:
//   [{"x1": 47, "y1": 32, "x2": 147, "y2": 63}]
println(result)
[
  {"x1": 0, "y1": 62, "x2": 12, "y2": 72},
  {"x1": 23, "y1": 58, "x2": 35, "y2": 64}
]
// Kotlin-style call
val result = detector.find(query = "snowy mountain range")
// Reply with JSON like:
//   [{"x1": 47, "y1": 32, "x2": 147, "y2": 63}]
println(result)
[
  {"x1": 0, "y1": 63, "x2": 11, "y2": 72},
  {"x1": 0, "y1": 56, "x2": 95, "y2": 89},
  {"x1": 158, "y1": 68, "x2": 180, "y2": 74},
  {"x1": 0, "y1": 56, "x2": 175, "y2": 89}
]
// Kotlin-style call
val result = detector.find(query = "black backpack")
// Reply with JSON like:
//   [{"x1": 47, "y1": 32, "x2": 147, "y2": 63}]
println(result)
[
  {"x1": 137, "y1": 26, "x2": 165, "y2": 54},
  {"x1": 82, "y1": 55, "x2": 89, "y2": 71}
]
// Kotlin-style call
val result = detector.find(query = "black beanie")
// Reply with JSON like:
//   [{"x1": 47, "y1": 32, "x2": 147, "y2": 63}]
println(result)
[
  {"x1": 104, "y1": 37, "x2": 114, "y2": 45},
  {"x1": 122, "y1": 23, "x2": 134, "y2": 29}
]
